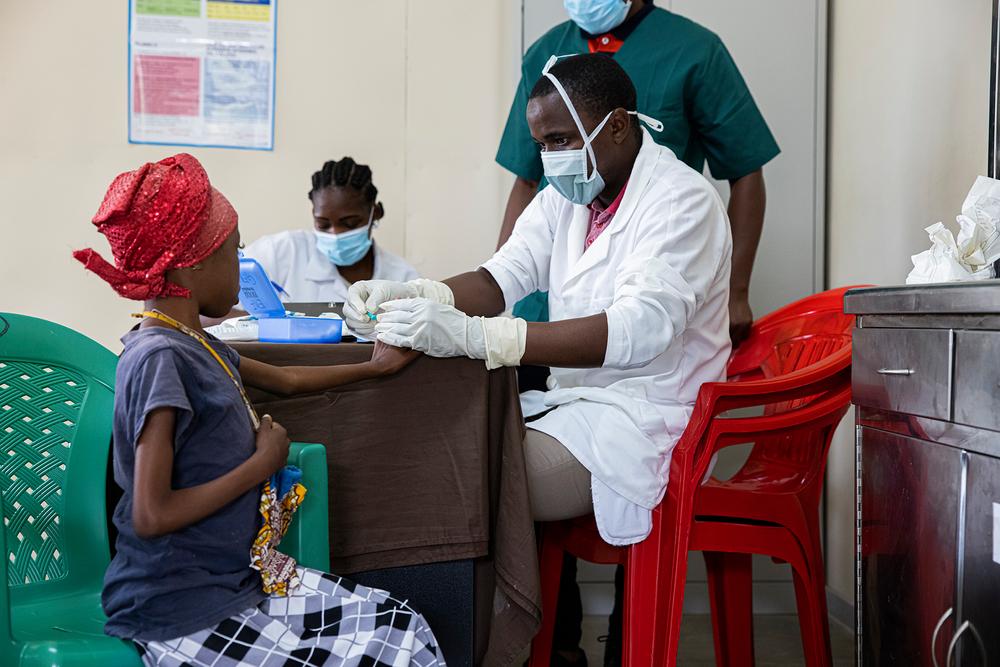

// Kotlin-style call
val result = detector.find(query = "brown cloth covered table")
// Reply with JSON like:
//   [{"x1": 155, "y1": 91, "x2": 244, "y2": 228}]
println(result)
[{"x1": 234, "y1": 343, "x2": 539, "y2": 666}]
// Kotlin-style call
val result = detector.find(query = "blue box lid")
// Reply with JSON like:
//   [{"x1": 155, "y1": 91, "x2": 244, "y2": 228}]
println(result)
[{"x1": 239, "y1": 257, "x2": 286, "y2": 318}]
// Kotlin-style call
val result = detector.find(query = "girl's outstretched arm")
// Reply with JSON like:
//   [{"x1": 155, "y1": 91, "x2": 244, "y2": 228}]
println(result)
[{"x1": 238, "y1": 342, "x2": 419, "y2": 395}]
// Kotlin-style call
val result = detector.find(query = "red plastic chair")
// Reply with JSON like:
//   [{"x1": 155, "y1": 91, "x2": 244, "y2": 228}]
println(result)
[{"x1": 528, "y1": 286, "x2": 862, "y2": 667}]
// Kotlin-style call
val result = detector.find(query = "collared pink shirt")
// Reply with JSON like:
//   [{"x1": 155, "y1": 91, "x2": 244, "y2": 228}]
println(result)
[{"x1": 585, "y1": 180, "x2": 628, "y2": 250}]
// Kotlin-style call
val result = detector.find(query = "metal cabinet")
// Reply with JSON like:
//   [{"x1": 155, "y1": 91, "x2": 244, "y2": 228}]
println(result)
[
  {"x1": 860, "y1": 428, "x2": 959, "y2": 666},
  {"x1": 847, "y1": 284, "x2": 1000, "y2": 667},
  {"x1": 953, "y1": 330, "x2": 1000, "y2": 432},
  {"x1": 852, "y1": 328, "x2": 953, "y2": 421},
  {"x1": 956, "y1": 451, "x2": 1000, "y2": 666}
]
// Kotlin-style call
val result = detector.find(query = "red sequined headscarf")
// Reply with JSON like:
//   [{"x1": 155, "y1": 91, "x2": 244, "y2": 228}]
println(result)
[{"x1": 73, "y1": 153, "x2": 238, "y2": 300}]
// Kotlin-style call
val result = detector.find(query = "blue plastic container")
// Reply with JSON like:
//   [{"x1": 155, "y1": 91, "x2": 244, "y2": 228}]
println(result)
[{"x1": 239, "y1": 258, "x2": 343, "y2": 344}]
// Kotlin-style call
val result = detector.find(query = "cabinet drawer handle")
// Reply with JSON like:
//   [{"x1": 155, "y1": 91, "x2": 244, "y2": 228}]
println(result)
[
  {"x1": 877, "y1": 368, "x2": 915, "y2": 376},
  {"x1": 946, "y1": 620, "x2": 986, "y2": 667},
  {"x1": 946, "y1": 621, "x2": 970, "y2": 667},
  {"x1": 932, "y1": 607, "x2": 953, "y2": 667}
]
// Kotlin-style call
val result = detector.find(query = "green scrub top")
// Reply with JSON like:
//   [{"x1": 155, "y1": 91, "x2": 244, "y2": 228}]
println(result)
[{"x1": 498, "y1": 7, "x2": 780, "y2": 323}]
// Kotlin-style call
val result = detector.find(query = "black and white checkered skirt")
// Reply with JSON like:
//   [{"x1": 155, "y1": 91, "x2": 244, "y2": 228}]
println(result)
[{"x1": 135, "y1": 567, "x2": 445, "y2": 666}]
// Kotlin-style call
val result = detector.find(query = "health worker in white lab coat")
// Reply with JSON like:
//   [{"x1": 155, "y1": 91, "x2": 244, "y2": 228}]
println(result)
[
  {"x1": 344, "y1": 54, "x2": 732, "y2": 546},
  {"x1": 242, "y1": 157, "x2": 418, "y2": 305}
]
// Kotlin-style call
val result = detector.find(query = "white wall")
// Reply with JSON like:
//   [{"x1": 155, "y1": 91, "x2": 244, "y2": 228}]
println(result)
[
  {"x1": 825, "y1": 0, "x2": 993, "y2": 603},
  {"x1": 0, "y1": 1, "x2": 522, "y2": 350}
]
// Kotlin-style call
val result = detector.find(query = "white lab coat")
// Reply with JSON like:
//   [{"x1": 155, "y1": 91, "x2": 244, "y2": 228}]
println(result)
[
  {"x1": 481, "y1": 129, "x2": 732, "y2": 545},
  {"x1": 243, "y1": 230, "x2": 419, "y2": 304}
]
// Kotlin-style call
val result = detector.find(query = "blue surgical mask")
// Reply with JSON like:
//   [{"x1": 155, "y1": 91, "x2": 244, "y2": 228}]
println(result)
[
  {"x1": 315, "y1": 207, "x2": 376, "y2": 266},
  {"x1": 538, "y1": 56, "x2": 663, "y2": 206},
  {"x1": 564, "y1": 0, "x2": 631, "y2": 35},
  {"x1": 541, "y1": 111, "x2": 612, "y2": 206}
]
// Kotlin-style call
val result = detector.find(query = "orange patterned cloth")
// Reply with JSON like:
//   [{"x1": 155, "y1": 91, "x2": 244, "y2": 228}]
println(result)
[{"x1": 250, "y1": 468, "x2": 307, "y2": 596}]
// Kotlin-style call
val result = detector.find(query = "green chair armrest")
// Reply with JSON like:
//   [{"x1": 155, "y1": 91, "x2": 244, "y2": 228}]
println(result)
[
  {"x1": 18, "y1": 637, "x2": 141, "y2": 666},
  {"x1": 285, "y1": 443, "x2": 330, "y2": 571}
]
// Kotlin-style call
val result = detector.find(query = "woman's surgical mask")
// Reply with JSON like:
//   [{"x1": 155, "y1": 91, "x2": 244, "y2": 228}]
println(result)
[
  {"x1": 538, "y1": 55, "x2": 663, "y2": 206},
  {"x1": 315, "y1": 206, "x2": 377, "y2": 267},
  {"x1": 564, "y1": 0, "x2": 631, "y2": 35}
]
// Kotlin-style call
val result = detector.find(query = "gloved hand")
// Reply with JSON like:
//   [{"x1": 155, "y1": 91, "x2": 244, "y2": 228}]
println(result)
[
  {"x1": 374, "y1": 298, "x2": 526, "y2": 370},
  {"x1": 344, "y1": 279, "x2": 454, "y2": 337}
]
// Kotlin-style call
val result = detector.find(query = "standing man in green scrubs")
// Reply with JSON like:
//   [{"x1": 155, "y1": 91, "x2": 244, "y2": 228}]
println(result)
[
  {"x1": 497, "y1": 0, "x2": 778, "y2": 348},
  {"x1": 496, "y1": 2, "x2": 779, "y2": 664}
]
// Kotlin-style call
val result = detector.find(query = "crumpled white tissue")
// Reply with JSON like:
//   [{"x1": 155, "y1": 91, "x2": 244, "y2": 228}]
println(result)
[{"x1": 907, "y1": 176, "x2": 1000, "y2": 284}]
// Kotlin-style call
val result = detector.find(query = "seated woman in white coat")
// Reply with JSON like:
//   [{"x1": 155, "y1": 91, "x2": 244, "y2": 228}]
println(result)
[
  {"x1": 345, "y1": 54, "x2": 731, "y2": 544},
  {"x1": 242, "y1": 157, "x2": 418, "y2": 304}
]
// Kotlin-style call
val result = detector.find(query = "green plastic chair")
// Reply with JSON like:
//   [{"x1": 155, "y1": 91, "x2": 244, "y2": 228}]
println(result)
[{"x1": 0, "y1": 313, "x2": 329, "y2": 666}]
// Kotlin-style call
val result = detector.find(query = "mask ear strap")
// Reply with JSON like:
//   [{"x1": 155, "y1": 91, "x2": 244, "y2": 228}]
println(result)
[
  {"x1": 629, "y1": 111, "x2": 664, "y2": 133},
  {"x1": 368, "y1": 205, "x2": 379, "y2": 235},
  {"x1": 542, "y1": 55, "x2": 561, "y2": 76},
  {"x1": 544, "y1": 69, "x2": 601, "y2": 181}
]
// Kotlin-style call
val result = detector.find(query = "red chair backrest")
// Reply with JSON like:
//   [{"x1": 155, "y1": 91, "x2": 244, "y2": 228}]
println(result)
[
  {"x1": 727, "y1": 286, "x2": 860, "y2": 382},
  {"x1": 676, "y1": 287, "x2": 864, "y2": 485},
  {"x1": 722, "y1": 286, "x2": 863, "y2": 482}
]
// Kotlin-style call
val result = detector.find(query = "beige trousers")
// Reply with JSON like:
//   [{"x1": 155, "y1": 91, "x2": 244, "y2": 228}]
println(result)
[{"x1": 523, "y1": 428, "x2": 593, "y2": 521}]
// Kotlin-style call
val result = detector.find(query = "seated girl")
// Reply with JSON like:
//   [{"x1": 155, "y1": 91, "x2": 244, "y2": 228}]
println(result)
[
  {"x1": 243, "y1": 157, "x2": 418, "y2": 304},
  {"x1": 73, "y1": 153, "x2": 443, "y2": 667}
]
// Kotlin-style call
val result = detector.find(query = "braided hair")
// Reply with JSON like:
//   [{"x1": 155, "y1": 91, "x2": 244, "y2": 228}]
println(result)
[{"x1": 308, "y1": 157, "x2": 380, "y2": 208}]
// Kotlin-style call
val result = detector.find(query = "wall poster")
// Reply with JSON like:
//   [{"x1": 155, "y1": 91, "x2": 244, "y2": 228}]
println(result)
[{"x1": 129, "y1": 0, "x2": 276, "y2": 150}]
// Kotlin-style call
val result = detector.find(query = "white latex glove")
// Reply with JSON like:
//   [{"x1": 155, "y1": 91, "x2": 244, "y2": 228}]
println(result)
[
  {"x1": 374, "y1": 298, "x2": 526, "y2": 370},
  {"x1": 344, "y1": 279, "x2": 454, "y2": 337}
]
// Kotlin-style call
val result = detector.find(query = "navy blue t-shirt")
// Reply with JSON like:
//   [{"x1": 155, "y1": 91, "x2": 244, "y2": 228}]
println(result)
[{"x1": 102, "y1": 326, "x2": 265, "y2": 641}]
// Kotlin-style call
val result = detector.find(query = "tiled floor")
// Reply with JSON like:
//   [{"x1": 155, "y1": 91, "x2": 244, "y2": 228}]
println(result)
[{"x1": 580, "y1": 614, "x2": 855, "y2": 666}]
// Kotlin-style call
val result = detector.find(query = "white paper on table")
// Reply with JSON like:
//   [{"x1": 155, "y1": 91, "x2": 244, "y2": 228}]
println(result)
[
  {"x1": 960, "y1": 176, "x2": 1000, "y2": 266},
  {"x1": 907, "y1": 176, "x2": 1000, "y2": 284}
]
